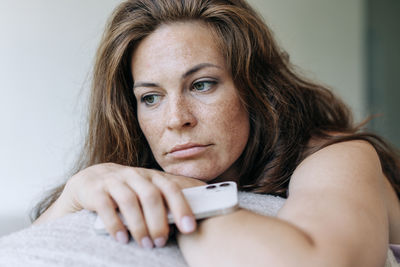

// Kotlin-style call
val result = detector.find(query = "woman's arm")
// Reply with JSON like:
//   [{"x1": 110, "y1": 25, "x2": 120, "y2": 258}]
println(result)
[
  {"x1": 177, "y1": 141, "x2": 389, "y2": 267},
  {"x1": 33, "y1": 163, "x2": 206, "y2": 247}
]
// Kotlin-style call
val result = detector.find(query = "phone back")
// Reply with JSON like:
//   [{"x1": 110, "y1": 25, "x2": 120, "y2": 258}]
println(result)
[
  {"x1": 94, "y1": 181, "x2": 238, "y2": 234},
  {"x1": 168, "y1": 181, "x2": 238, "y2": 223}
]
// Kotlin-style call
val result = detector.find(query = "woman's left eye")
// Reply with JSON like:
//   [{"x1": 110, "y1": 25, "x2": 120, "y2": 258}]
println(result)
[{"x1": 191, "y1": 80, "x2": 216, "y2": 92}]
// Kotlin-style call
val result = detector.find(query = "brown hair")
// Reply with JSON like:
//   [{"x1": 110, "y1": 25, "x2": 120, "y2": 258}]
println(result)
[{"x1": 32, "y1": 0, "x2": 400, "y2": 220}]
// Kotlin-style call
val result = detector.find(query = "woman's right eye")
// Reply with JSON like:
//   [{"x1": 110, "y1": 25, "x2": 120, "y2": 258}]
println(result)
[{"x1": 141, "y1": 94, "x2": 161, "y2": 106}]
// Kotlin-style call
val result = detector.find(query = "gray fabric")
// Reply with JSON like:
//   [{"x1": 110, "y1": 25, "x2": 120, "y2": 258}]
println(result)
[{"x1": 0, "y1": 192, "x2": 397, "y2": 266}]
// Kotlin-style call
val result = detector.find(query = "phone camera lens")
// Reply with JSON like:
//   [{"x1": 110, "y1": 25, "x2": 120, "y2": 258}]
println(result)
[
  {"x1": 206, "y1": 185, "x2": 216, "y2": 189},
  {"x1": 219, "y1": 183, "x2": 230, "y2": 187}
]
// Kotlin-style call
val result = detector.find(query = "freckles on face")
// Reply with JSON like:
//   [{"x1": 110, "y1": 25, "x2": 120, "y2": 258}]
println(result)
[
  {"x1": 164, "y1": 87, "x2": 249, "y2": 180},
  {"x1": 131, "y1": 21, "x2": 250, "y2": 181}
]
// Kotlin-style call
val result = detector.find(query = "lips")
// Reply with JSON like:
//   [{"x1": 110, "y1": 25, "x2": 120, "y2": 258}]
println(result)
[
  {"x1": 167, "y1": 143, "x2": 212, "y2": 158},
  {"x1": 169, "y1": 143, "x2": 206, "y2": 153}
]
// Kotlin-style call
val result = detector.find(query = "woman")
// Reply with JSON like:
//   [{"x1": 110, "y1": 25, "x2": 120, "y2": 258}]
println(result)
[{"x1": 32, "y1": 0, "x2": 400, "y2": 266}]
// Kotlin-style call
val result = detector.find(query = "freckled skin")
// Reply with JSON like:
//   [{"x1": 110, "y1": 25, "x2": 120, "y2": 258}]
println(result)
[{"x1": 131, "y1": 22, "x2": 250, "y2": 182}]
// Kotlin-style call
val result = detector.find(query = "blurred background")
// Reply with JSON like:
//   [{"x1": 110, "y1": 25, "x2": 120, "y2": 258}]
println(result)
[{"x1": 0, "y1": 0, "x2": 399, "y2": 236}]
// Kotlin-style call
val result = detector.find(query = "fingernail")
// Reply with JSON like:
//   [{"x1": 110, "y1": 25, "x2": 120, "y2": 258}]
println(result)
[
  {"x1": 115, "y1": 231, "x2": 129, "y2": 244},
  {"x1": 181, "y1": 216, "x2": 196, "y2": 233},
  {"x1": 141, "y1": 236, "x2": 154, "y2": 249},
  {"x1": 154, "y1": 237, "x2": 166, "y2": 248}
]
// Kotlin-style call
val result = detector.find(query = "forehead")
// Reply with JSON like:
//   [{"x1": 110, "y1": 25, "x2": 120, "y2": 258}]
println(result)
[{"x1": 131, "y1": 21, "x2": 225, "y2": 78}]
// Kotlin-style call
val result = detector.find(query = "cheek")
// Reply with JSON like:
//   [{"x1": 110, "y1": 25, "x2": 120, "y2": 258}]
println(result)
[
  {"x1": 209, "y1": 95, "x2": 250, "y2": 157},
  {"x1": 220, "y1": 96, "x2": 248, "y2": 134},
  {"x1": 138, "y1": 113, "x2": 162, "y2": 150},
  {"x1": 226, "y1": 111, "x2": 249, "y2": 153}
]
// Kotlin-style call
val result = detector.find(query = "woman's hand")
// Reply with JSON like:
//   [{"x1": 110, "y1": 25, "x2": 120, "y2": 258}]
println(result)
[{"x1": 36, "y1": 163, "x2": 206, "y2": 248}]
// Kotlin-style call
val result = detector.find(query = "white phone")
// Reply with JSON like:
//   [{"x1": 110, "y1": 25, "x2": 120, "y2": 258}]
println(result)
[{"x1": 93, "y1": 181, "x2": 238, "y2": 234}]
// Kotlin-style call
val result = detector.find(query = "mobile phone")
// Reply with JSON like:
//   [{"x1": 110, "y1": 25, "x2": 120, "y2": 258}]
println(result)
[{"x1": 93, "y1": 181, "x2": 238, "y2": 234}]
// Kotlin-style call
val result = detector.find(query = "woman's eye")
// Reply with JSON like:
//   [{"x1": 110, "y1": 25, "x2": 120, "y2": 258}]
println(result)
[
  {"x1": 141, "y1": 94, "x2": 160, "y2": 106},
  {"x1": 192, "y1": 81, "x2": 216, "y2": 92}
]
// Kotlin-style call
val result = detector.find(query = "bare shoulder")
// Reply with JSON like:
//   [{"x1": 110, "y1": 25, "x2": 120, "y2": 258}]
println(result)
[
  {"x1": 290, "y1": 139, "x2": 382, "y2": 191},
  {"x1": 279, "y1": 140, "x2": 391, "y2": 266},
  {"x1": 286, "y1": 140, "x2": 386, "y2": 212}
]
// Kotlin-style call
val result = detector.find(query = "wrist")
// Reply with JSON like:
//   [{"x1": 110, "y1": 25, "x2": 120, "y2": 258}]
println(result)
[
  {"x1": 198, "y1": 208, "x2": 245, "y2": 226},
  {"x1": 33, "y1": 178, "x2": 81, "y2": 225},
  {"x1": 33, "y1": 194, "x2": 72, "y2": 225},
  {"x1": 177, "y1": 208, "x2": 245, "y2": 238}
]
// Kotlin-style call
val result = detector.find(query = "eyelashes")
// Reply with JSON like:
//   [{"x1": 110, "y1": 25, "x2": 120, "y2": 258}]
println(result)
[
  {"x1": 191, "y1": 80, "x2": 217, "y2": 92},
  {"x1": 141, "y1": 94, "x2": 161, "y2": 106},
  {"x1": 139, "y1": 78, "x2": 219, "y2": 107}
]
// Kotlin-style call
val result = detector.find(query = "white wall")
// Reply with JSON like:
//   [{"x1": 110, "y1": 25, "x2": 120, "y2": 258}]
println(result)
[
  {"x1": 0, "y1": 0, "x2": 365, "y2": 236},
  {"x1": 249, "y1": 0, "x2": 366, "y2": 119},
  {"x1": 0, "y1": 0, "x2": 120, "y2": 235}
]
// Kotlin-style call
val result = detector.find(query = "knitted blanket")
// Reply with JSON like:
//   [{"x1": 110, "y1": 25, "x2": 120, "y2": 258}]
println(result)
[{"x1": 0, "y1": 192, "x2": 398, "y2": 266}]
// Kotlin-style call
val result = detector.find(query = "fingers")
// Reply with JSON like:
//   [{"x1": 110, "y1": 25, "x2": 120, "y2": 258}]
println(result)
[
  {"x1": 124, "y1": 174, "x2": 170, "y2": 248},
  {"x1": 151, "y1": 174, "x2": 197, "y2": 234},
  {"x1": 106, "y1": 180, "x2": 154, "y2": 248},
  {"x1": 81, "y1": 164, "x2": 200, "y2": 249},
  {"x1": 94, "y1": 194, "x2": 128, "y2": 244}
]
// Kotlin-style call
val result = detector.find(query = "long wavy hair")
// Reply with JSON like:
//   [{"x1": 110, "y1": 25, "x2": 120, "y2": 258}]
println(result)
[{"x1": 32, "y1": 0, "x2": 400, "y2": 220}]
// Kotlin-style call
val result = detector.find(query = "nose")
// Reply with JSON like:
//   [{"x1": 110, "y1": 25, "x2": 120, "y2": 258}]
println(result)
[{"x1": 166, "y1": 94, "x2": 197, "y2": 130}]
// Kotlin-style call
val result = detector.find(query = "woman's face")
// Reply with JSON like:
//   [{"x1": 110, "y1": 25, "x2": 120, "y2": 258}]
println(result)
[{"x1": 131, "y1": 22, "x2": 249, "y2": 182}]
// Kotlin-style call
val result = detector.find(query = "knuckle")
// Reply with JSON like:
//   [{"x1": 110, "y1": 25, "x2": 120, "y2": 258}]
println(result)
[
  {"x1": 118, "y1": 193, "x2": 137, "y2": 207},
  {"x1": 95, "y1": 196, "x2": 112, "y2": 210},
  {"x1": 140, "y1": 187, "x2": 161, "y2": 204},
  {"x1": 125, "y1": 166, "x2": 140, "y2": 177},
  {"x1": 103, "y1": 177, "x2": 116, "y2": 188},
  {"x1": 103, "y1": 162, "x2": 117, "y2": 168},
  {"x1": 164, "y1": 181, "x2": 181, "y2": 195}
]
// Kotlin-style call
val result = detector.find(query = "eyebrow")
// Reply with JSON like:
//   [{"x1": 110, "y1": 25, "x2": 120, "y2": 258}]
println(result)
[
  {"x1": 181, "y1": 63, "x2": 221, "y2": 79},
  {"x1": 133, "y1": 63, "x2": 221, "y2": 90}
]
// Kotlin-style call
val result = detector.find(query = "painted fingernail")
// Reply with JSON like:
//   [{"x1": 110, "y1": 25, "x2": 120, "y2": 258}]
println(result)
[
  {"x1": 116, "y1": 231, "x2": 129, "y2": 244},
  {"x1": 141, "y1": 236, "x2": 154, "y2": 249},
  {"x1": 181, "y1": 216, "x2": 196, "y2": 233},
  {"x1": 154, "y1": 237, "x2": 166, "y2": 248}
]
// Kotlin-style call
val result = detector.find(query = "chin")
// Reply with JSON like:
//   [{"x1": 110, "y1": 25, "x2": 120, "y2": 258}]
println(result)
[{"x1": 164, "y1": 163, "x2": 223, "y2": 182}]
